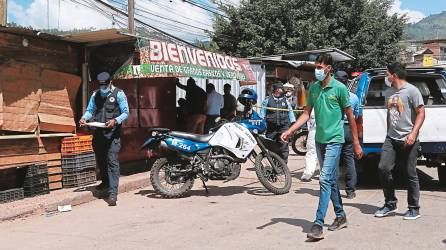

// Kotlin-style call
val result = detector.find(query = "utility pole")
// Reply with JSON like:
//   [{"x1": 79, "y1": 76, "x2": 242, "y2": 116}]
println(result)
[
  {"x1": 0, "y1": 0, "x2": 7, "y2": 26},
  {"x1": 128, "y1": 0, "x2": 135, "y2": 34},
  {"x1": 47, "y1": 0, "x2": 50, "y2": 29}
]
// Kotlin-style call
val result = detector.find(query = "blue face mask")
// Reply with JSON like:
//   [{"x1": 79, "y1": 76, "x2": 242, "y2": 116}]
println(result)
[
  {"x1": 100, "y1": 85, "x2": 110, "y2": 93},
  {"x1": 315, "y1": 68, "x2": 327, "y2": 81}
]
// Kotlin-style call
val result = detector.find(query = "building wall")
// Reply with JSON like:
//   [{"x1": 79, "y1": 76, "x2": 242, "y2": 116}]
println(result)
[
  {"x1": 87, "y1": 78, "x2": 176, "y2": 163},
  {"x1": 0, "y1": 32, "x2": 81, "y2": 74},
  {"x1": 424, "y1": 42, "x2": 441, "y2": 57}
]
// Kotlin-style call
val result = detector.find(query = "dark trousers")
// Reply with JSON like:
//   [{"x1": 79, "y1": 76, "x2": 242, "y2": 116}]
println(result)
[
  {"x1": 378, "y1": 137, "x2": 420, "y2": 210},
  {"x1": 341, "y1": 124, "x2": 357, "y2": 194},
  {"x1": 204, "y1": 115, "x2": 220, "y2": 134},
  {"x1": 93, "y1": 135, "x2": 121, "y2": 194},
  {"x1": 266, "y1": 124, "x2": 289, "y2": 163}
]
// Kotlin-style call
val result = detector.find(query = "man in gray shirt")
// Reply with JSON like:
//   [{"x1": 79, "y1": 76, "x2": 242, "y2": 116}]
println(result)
[{"x1": 374, "y1": 63, "x2": 425, "y2": 220}]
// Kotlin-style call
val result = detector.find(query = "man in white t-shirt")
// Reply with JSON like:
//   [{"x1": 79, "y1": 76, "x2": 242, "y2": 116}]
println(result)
[{"x1": 204, "y1": 83, "x2": 224, "y2": 133}]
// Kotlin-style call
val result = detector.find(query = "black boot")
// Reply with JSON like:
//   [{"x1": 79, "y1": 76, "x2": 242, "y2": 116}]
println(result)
[
  {"x1": 107, "y1": 193, "x2": 117, "y2": 206},
  {"x1": 95, "y1": 182, "x2": 109, "y2": 191}
]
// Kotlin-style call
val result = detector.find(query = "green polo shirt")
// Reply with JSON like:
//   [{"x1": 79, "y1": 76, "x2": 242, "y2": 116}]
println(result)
[{"x1": 308, "y1": 77, "x2": 351, "y2": 144}]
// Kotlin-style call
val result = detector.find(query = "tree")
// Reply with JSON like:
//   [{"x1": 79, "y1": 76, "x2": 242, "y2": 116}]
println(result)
[{"x1": 211, "y1": 0, "x2": 407, "y2": 69}]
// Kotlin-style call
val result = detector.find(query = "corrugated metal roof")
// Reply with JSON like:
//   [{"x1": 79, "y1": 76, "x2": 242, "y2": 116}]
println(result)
[
  {"x1": 62, "y1": 29, "x2": 136, "y2": 44},
  {"x1": 249, "y1": 48, "x2": 355, "y2": 62},
  {"x1": 0, "y1": 26, "x2": 64, "y2": 41}
]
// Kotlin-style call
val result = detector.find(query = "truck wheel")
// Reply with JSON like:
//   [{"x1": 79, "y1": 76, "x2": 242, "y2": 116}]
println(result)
[{"x1": 438, "y1": 166, "x2": 446, "y2": 187}]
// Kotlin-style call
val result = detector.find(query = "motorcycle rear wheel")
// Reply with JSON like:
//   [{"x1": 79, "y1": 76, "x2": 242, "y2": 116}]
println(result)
[
  {"x1": 150, "y1": 158, "x2": 194, "y2": 198},
  {"x1": 254, "y1": 151, "x2": 292, "y2": 195},
  {"x1": 291, "y1": 131, "x2": 308, "y2": 156}
]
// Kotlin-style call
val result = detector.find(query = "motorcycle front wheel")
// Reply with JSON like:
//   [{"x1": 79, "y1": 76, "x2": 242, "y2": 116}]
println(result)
[
  {"x1": 254, "y1": 151, "x2": 292, "y2": 195},
  {"x1": 291, "y1": 130, "x2": 308, "y2": 156},
  {"x1": 150, "y1": 157, "x2": 194, "y2": 198}
]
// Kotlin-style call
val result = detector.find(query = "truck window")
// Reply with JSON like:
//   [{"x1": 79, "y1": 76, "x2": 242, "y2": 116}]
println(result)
[
  {"x1": 365, "y1": 75, "x2": 446, "y2": 107},
  {"x1": 365, "y1": 78, "x2": 388, "y2": 107},
  {"x1": 409, "y1": 77, "x2": 446, "y2": 105}
]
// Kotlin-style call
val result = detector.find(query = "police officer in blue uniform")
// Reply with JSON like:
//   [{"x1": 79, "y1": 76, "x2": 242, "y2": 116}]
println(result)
[
  {"x1": 260, "y1": 82, "x2": 296, "y2": 162},
  {"x1": 79, "y1": 72, "x2": 129, "y2": 206}
]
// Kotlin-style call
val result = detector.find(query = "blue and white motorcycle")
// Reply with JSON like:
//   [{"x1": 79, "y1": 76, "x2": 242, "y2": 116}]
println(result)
[{"x1": 142, "y1": 89, "x2": 292, "y2": 198}]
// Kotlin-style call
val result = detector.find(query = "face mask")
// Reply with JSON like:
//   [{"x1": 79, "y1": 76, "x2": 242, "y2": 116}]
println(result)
[
  {"x1": 315, "y1": 68, "x2": 327, "y2": 81},
  {"x1": 100, "y1": 85, "x2": 110, "y2": 93},
  {"x1": 285, "y1": 92, "x2": 292, "y2": 97},
  {"x1": 384, "y1": 77, "x2": 392, "y2": 87}
]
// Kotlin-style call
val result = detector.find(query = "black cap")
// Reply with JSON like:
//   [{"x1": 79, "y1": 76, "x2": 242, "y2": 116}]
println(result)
[
  {"x1": 272, "y1": 82, "x2": 284, "y2": 91},
  {"x1": 335, "y1": 71, "x2": 348, "y2": 84}
]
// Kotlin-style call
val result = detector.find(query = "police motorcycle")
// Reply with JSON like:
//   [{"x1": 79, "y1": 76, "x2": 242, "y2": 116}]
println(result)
[{"x1": 142, "y1": 89, "x2": 292, "y2": 198}]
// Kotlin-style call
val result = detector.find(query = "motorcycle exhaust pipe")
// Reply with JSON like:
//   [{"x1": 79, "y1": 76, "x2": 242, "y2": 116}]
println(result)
[{"x1": 210, "y1": 155, "x2": 235, "y2": 161}]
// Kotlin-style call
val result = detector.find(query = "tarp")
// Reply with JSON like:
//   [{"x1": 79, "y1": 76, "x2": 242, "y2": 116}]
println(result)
[{"x1": 115, "y1": 39, "x2": 256, "y2": 82}]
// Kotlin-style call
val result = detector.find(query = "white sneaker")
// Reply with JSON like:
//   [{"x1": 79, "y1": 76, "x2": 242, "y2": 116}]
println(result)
[{"x1": 301, "y1": 174, "x2": 312, "y2": 182}]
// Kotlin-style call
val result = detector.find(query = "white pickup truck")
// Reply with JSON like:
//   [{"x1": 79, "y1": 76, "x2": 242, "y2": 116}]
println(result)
[{"x1": 351, "y1": 67, "x2": 446, "y2": 186}]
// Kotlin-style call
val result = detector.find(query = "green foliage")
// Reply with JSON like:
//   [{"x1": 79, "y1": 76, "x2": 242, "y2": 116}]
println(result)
[
  {"x1": 212, "y1": 0, "x2": 407, "y2": 69},
  {"x1": 404, "y1": 11, "x2": 446, "y2": 40}
]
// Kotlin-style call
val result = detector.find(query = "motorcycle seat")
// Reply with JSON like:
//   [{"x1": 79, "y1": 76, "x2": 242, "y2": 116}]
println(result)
[{"x1": 169, "y1": 131, "x2": 213, "y2": 143}]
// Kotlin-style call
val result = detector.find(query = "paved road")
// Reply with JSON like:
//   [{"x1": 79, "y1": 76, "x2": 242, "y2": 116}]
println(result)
[{"x1": 1, "y1": 155, "x2": 445, "y2": 250}]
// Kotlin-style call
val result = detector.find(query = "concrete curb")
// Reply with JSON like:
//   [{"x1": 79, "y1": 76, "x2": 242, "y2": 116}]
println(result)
[{"x1": 0, "y1": 172, "x2": 150, "y2": 222}]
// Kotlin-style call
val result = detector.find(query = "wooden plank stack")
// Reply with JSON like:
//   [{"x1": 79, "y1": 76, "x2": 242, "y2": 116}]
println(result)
[{"x1": 47, "y1": 159, "x2": 63, "y2": 191}]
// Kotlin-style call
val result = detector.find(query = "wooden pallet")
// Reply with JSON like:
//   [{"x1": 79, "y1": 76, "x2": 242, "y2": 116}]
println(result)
[{"x1": 48, "y1": 181, "x2": 62, "y2": 190}]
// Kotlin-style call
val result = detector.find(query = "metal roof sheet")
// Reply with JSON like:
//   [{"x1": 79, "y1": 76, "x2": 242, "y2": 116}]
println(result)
[
  {"x1": 249, "y1": 48, "x2": 355, "y2": 62},
  {"x1": 62, "y1": 29, "x2": 136, "y2": 44}
]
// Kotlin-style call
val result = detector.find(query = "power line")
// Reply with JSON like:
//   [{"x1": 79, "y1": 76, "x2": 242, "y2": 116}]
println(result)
[
  {"x1": 109, "y1": 0, "x2": 240, "y2": 42},
  {"x1": 65, "y1": 0, "x2": 129, "y2": 29},
  {"x1": 133, "y1": 4, "x2": 238, "y2": 41},
  {"x1": 133, "y1": 12, "x2": 209, "y2": 38},
  {"x1": 182, "y1": 0, "x2": 230, "y2": 19},
  {"x1": 107, "y1": 2, "x2": 211, "y2": 39},
  {"x1": 134, "y1": 6, "x2": 211, "y2": 32},
  {"x1": 146, "y1": 0, "x2": 215, "y2": 28},
  {"x1": 94, "y1": 0, "x2": 195, "y2": 46}
]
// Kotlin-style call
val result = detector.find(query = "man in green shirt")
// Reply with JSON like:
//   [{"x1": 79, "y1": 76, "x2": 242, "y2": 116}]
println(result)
[{"x1": 281, "y1": 54, "x2": 363, "y2": 241}]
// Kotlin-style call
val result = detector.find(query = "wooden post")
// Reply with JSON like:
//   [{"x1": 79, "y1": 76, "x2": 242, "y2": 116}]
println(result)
[
  {"x1": 0, "y1": 0, "x2": 7, "y2": 26},
  {"x1": 128, "y1": 0, "x2": 135, "y2": 34}
]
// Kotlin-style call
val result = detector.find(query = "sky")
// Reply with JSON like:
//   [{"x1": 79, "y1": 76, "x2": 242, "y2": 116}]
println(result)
[{"x1": 6, "y1": 0, "x2": 446, "y2": 41}]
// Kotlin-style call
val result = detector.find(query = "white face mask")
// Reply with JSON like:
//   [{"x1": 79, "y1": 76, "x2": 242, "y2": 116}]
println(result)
[
  {"x1": 285, "y1": 92, "x2": 292, "y2": 97},
  {"x1": 384, "y1": 77, "x2": 392, "y2": 87}
]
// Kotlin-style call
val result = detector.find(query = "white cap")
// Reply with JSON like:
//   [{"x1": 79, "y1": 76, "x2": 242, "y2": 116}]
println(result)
[
  {"x1": 97, "y1": 72, "x2": 110, "y2": 82},
  {"x1": 284, "y1": 82, "x2": 294, "y2": 89}
]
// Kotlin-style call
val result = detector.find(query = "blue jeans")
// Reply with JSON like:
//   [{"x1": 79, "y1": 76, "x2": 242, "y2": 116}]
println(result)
[{"x1": 315, "y1": 142, "x2": 345, "y2": 226}]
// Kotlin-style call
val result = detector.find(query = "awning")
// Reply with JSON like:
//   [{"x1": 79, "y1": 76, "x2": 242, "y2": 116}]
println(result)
[
  {"x1": 62, "y1": 29, "x2": 136, "y2": 46},
  {"x1": 249, "y1": 48, "x2": 355, "y2": 62},
  {"x1": 115, "y1": 39, "x2": 256, "y2": 82}
]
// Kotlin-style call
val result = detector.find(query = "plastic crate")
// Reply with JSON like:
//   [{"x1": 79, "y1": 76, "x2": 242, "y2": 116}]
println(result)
[
  {"x1": 25, "y1": 162, "x2": 48, "y2": 177},
  {"x1": 62, "y1": 164, "x2": 96, "y2": 175},
  {"x1": 62, "y1": 136, "x2": 93, "y2": 155},
  {"x1": 62, "y1": 169, "x2": 96, "y2": 188},
  {"x1": 61, "y1": 152, "x2": 96, "y2": 167},
  {"x1": 0, "y1": 188, "x2": 24, "y2": 204},
  {"x1": 62, "y1": 135, "x2": 93, "y2": 143},
  {"x1": 24, "y1": 183, "x2": 49, "y2": 197},
  {"x1": 24, "y1": 173, "x2": 49, "y2": 187}
]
